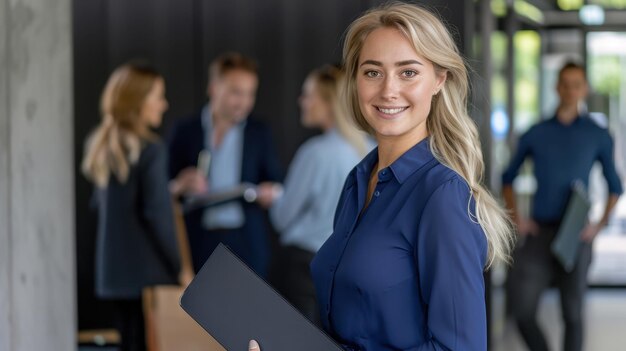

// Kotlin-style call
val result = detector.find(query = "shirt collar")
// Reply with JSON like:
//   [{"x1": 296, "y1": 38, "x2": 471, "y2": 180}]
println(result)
[
  {"x1": 551, "y1": 113, "x2": 586, "y2": 126},
  {"x1": 388, "y1": 137, "x2": 434, "y2": 184},
  {"x1": 355, "y1": 146, "x2": 379, "y2": 178},
  {"x1": 351, "y1": 137, "x2": 434, "y2": 186},
  {"x1": 201, "y1": 103, "x2": 247, "y2": 149},
  {"x1": 325, "y1": 128, "x2": 340, "y2": 138}
]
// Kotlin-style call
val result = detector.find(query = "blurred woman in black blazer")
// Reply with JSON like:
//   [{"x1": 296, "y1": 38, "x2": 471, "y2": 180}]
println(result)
[{"x1": 82, "y1": 62, "x2": 181, "y2": 351}]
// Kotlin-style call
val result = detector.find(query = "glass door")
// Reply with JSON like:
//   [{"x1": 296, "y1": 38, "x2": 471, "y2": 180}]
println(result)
[{"x1": 586, "y1": 31, "x2": 626, "y2": 286}]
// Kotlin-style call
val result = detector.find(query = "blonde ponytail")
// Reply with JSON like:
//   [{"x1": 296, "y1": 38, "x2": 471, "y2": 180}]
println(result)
[
  {"x1": 82, "y1": 114, "x2": 143, "y2": 188},
  {"x1": 82, "y1": 63, "x2": 159, "y2": 188},
  {"x1": 429, "y1": 91, "x2": 515, "y2": 266}
]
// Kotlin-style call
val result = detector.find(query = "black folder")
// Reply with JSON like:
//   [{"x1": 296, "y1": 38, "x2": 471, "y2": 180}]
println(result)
[
  {"x1": 182, "y1": 183, "x2": 258, "y2": 213},
  {"x1": 180, "y1": 243, "x2": 343, "y2": 351},
  {"x1": 551, "y1": 181, "x2": 591, "y2": 272}
]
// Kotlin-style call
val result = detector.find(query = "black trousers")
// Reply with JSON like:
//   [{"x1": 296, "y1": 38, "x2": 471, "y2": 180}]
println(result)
[
  {"x1": 269, "y1": 245, "x2": 321, "y2": 327},
  {"x1": 113, "y1": 298, "x2": 146, "y2": 351},
  {"x1": 507, "y1": 223, "x2": 592, "y2": 351}
]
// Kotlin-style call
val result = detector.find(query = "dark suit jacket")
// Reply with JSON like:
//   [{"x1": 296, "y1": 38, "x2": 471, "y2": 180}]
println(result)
[
  {"x1": 167, "y1": 112, "x2": 283, "y2": 276},
  {"x1": 94, "y1": 141, "x2": 180, "y2": 299}
]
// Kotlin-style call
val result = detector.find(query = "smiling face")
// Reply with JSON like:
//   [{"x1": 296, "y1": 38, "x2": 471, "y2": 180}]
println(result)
[{"x1": 356, "y1": 27, "x2": 445, "y2": 147}]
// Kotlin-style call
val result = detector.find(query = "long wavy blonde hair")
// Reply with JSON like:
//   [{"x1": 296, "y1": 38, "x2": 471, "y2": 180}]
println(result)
[
  {"x1": 308, "y1": 64, "x2": 369, "y2": 157},
  {"x1": 82, "y1": 62, "x2": 160, "y2": 187},
  {"x1": 342, "y1": 2, "x2": 515, "y2": 267}
]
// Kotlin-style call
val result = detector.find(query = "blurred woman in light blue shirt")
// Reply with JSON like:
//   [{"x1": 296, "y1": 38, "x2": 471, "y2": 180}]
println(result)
[{"x1": 269, "y1": 65, "x2": 371, "y2": 325}]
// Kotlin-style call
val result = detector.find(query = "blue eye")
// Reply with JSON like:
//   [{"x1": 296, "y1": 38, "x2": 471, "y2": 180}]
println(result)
[
  {"x1": 402, "y1": 70, "x2": 417, "y2": 78},
  {"x1": 365, "y1": 70, "x2": 381, "y2": 78}
]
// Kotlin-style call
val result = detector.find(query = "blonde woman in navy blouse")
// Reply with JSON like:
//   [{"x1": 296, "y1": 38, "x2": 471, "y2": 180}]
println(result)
[{"x1": 250, "y1": 3, "x2": 515, "y2": 350}]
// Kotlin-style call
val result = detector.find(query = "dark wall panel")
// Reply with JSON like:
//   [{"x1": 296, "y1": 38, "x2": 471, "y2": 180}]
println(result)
[{"x1": 73, "y1": 0, "x2": 111, "y2": 330}]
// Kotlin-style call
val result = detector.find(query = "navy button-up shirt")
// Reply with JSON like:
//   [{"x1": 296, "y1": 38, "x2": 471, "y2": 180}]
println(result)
[
  {"x1": 311, "y1": 139, "x2": 488, "y2": 350},
  {"x1": 502, "y1": 116, "x2": 623, "y2": 222}
]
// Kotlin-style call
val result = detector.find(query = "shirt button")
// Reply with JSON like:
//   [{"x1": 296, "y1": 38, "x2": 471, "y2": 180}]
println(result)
[
  {"x1": 381, "y1": 170, "x2": 387, "y2": 175},
  {"x1": 374, "y1": 190, "x2": 380, "y2": 197}
]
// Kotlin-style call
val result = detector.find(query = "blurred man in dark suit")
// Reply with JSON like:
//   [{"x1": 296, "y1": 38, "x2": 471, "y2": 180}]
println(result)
[{"x1": 168, "y1": 52, "x2": 283, "y2": 277}]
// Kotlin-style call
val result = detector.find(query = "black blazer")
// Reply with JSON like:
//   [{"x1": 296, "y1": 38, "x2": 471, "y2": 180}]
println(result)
[
  {"x1": 94, "y1": 141, "x2": 180, "y2": 299},
  {"x1": 167, "y1": 112, "x2": 283, "y2": 275}
]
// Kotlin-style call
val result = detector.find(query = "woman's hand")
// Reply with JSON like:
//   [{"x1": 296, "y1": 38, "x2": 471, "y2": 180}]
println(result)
[{"x1": 249, "y1": 340, "x2": 261, "y2": 351}]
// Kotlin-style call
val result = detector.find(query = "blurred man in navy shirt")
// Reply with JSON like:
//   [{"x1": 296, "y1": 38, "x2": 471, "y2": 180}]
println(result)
[{"x1": 503, "y1": 62, "x2": 622, "y2": 351}]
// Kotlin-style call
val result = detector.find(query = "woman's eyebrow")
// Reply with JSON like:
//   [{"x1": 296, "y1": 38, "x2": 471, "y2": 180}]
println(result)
[{"x1": 359, "y1": 59, "x2": 423, "y2": 67}]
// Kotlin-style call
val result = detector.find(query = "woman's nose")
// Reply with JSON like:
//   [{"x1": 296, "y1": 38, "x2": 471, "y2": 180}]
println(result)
[{"x1": 380, "y1": 76, "x2": 399, "y2": 100}]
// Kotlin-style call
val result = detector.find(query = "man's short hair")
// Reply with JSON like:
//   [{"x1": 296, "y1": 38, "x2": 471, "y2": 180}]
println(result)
[
  {"x1": 208, "y1": 52, "x2": 258, "y2": 82},
  {"x1": 559, "y1": 61, "x2": 587, "y2": 81}
]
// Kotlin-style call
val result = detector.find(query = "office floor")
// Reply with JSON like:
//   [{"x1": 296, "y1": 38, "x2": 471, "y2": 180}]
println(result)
[
  {"x1": 491, "y1": 288, "x2": 626, "y2": 351},
  {"x1": 588, "y1": 233, "x2": 626, "y2": 285},
  {"x1": 491, "y1": 227, "x2": 626, "y2": 351}
]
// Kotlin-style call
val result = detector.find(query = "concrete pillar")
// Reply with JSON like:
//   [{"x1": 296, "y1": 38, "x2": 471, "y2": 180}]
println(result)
[{"x1": 0, "y1": 0, "x2": 75, "y2": 350}]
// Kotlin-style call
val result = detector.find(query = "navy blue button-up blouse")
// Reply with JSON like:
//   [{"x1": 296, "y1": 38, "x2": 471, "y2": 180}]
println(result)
[{"x1": 311, "y1": 138, "x2": 488, "y2": 350}]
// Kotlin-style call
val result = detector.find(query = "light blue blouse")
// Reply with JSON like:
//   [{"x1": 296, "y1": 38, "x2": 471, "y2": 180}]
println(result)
[{"x1": 270, "y1": 129, "x2": 366, "y2": 253}]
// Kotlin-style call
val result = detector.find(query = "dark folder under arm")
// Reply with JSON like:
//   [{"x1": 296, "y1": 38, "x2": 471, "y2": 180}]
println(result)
[
  {"x1": 551, "y1": 181, "x2": 591, "y2": 272},
  {"x1": 180, "y1": 243, "x2": 343, "y2": 351}
]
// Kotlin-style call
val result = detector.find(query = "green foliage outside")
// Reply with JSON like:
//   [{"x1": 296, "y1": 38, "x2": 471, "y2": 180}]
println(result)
[
  {"x1": 514, "y1": 31, "x2": 541, "y2": 132},
  {"x1": 589, "y1": 0, "x2": 626, "y2": 9},
  {"x1": 491, "y1": 31, "x2": 508, "y2": 108},
  {"x1": 589, "y1": 55, "x2": 622, "y2": 96}
]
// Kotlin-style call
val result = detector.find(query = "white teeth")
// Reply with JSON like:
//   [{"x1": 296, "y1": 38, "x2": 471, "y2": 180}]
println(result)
[{"x1": 377, "y1": 107, "x2": 407, "y2": 114}]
